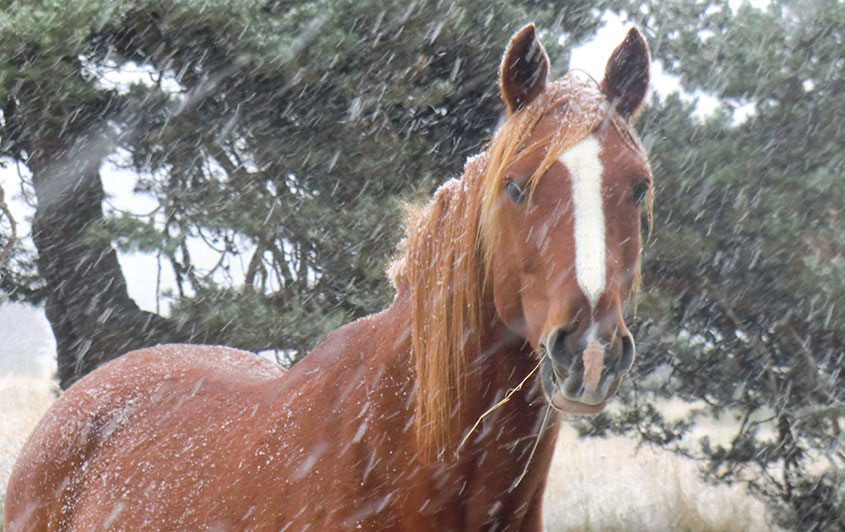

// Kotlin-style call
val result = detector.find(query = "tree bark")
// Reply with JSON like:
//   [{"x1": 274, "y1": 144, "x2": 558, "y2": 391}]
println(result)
[{"x1": 23, "y1": 107, "x2": 211, "y2": 389}]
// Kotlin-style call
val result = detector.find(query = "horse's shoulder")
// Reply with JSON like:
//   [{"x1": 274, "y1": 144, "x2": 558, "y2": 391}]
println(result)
[{"x1": 303, "y1": 306, "x2": 405, "y2": 372}]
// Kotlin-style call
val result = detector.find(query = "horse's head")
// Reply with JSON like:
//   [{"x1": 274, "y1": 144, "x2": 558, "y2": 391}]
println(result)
[{"x1": 483, "y1": 25, "x2": 652, "y2": 414}]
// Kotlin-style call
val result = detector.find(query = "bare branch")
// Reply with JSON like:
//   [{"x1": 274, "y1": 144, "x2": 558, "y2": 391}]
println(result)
[
  {"x1": 0, "y1": 184, "x2": 16, "y2": 266},
  {"x1": 244, "y1": 239, "x2": 268, "y2": 291}
]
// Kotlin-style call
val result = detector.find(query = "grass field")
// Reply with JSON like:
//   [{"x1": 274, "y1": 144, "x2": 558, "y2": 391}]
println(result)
[
  {"x1": 0, "y1": 374, "x2": 56, "y2": 530},
  {"x1": 544, "y1": 424, "x2": 778, "y2": 531}
]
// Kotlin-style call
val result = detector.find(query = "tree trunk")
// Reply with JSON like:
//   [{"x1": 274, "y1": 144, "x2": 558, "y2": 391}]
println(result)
[{"x1": 26, "y1": 122, "x2": 209, "y2": 389}]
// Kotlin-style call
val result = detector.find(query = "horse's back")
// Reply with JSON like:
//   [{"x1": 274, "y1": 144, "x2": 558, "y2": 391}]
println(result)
[{"x1": 4, "y1": 344, "x2": 285, "y2": 532}]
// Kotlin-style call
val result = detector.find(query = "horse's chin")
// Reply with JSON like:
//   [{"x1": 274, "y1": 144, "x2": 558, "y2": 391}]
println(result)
[
  {"x1": 539, "y1": 356, "x2": 608, "y2": 415},
  {"x1": 546, "y1": 392, "x2": 607, "y2": 415}
]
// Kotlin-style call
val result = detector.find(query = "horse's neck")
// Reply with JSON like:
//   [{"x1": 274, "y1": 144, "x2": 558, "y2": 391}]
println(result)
[
  {"x1": 386, "y1": 275, "x2": 552, "y2": 421},
  {"x1": 294, "y1": 286, "x2": 558, "y2": 524},
  {"x1": 436, "y1": 293, "x2": 560, "y2": 524},
  {"x1": 465, "y1": 319, "x2": 537, "y2": 404},
  {"x1": 461, "y1": 314, "x2": 555, "y2": 449},
  {"x1": 455, "y1": 288, "x2": 546, "y2": 420},
  {"x1": 390, "y1": 281, "x2": 555, "y2": 459}
]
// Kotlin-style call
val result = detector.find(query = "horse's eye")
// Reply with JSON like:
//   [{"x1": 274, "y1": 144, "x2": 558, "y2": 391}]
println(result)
[
  {"x1": 506, "y1": 179, "x2": 526, "y2": 203},
  {"x1": 632, "y1": 180, "x2": 650, "y2": 205}
]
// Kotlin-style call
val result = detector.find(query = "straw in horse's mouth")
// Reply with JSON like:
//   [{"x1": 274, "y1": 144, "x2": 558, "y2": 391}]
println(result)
[
  {"x1": 538, "y1": 352, "x2": 564, "y2": 405},
  {"x1": 539, "y1": 345, "x2": 569, "y2": 384}
]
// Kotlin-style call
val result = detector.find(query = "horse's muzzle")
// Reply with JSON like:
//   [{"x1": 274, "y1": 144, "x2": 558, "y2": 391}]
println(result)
[{"x1": 539, "y1": 329, "x2": 635, "y2": 412}]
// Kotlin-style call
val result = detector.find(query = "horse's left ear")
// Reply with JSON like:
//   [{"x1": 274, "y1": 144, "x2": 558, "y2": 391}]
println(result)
[
  {"x1": 500, "y1": 24, "x2": 550, "y2": 115},
  {"x1": 602, "y1": 27, "x2": 651, "y2": 120}
]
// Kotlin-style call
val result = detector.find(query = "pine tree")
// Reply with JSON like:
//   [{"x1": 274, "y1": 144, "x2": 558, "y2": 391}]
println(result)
[
  {"x1": 588, "y1": 1, "x2": 845, "y2": 528},
  {"x1": 0, "y1": 0, "x2": 607, "y2": 384}
]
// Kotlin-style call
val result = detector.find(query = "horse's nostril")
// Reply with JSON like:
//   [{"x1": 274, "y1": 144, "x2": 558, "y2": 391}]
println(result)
[
  {"x1": 615, "y1": 334, "x2": 636, "y2": 374},
  {"x1": 547, "y1": 328, "x2": 574, "y2": 370}
]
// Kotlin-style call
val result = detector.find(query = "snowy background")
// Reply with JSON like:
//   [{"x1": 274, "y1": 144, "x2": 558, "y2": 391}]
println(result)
[{"x1": 1, "y1": 9, "x2": 781, "y2": 530}]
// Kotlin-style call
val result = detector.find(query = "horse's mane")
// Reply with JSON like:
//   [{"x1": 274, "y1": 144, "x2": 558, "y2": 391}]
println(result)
[{"x1": 389, "y1": 74, "x2": 651, "y2": 456}]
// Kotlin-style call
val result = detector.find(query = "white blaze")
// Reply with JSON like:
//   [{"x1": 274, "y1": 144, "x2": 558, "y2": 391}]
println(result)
[{"x1": 559, "y1": 135, "x2": 605, "y2": 309}]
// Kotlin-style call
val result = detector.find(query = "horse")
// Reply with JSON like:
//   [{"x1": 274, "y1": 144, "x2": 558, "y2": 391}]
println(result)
[{"x1": 5, "y1": 24, "x2": 652, "y2": 531}]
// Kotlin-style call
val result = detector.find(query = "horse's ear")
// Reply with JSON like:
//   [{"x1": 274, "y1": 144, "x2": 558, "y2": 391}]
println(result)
[
  {"x1": 500, "y1": 24, "x2": 549, "y2": 115},
  {"x1": 602, "y1": 27, "x2": 651, "y2": 120}
]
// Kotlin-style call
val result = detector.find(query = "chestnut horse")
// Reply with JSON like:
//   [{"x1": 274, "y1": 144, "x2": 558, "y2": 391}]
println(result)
[{"x1": 5, "y1": 24, "x2": 652, "y2": 531}]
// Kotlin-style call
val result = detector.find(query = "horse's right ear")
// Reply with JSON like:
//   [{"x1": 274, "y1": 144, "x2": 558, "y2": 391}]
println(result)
[{"x1": 500, "y1": 24, "x2": 549, "y2": 115}]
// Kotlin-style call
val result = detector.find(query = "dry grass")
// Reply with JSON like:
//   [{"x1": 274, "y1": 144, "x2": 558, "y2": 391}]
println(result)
[
  {"x1": 0, "y1": 302, "x2": 58, "y2": 530},
  {"x1": 543, "y1": 425, "x2": 780, "y2": 532},
  {"x1": 0, "y1": 374, "x2": 56, "y2": 530}
]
